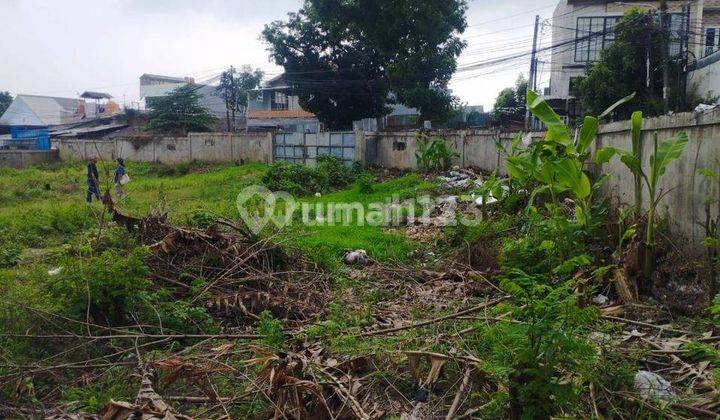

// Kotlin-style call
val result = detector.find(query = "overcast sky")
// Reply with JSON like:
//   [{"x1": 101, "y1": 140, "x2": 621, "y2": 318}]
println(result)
[{"x1": 0, "y1": 0, "x2": 559, "y2": 110}]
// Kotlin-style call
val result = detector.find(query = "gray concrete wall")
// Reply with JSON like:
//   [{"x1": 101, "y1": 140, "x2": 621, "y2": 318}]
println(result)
[
  {"x1": 364, "y1": 130, "x2": 545, "y2": 176},
  {"x1": 594, "y1": 109, "x2": 720, "y2": 247},
  {"x1": 50, "y1": 114, "x2": 720, "y2": 247},
  {"x1": 0, "y1": 149, "x2": 59, "y2": 168},
  {"x1": 55, "y1": 132, "x2": 273, "y2": 164},
  {"x1": 366, "y1": 110, "x2": 720, "y2": 248}
]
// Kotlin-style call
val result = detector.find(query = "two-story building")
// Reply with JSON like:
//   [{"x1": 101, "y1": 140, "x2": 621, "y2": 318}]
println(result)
[
  {"x1": 246, "y1": 74, "x2": 321, "y2": 133},
  {"x1": 547, "y1": 0, "x2": 719, "y2": 119}
]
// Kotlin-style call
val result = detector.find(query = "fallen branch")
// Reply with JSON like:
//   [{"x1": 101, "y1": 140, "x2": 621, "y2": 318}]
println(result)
[
  {"x1": 317, "y1": 366, "x2": 371, "y2": 420},
  {"x1": 2, "y1": 333, "x2": 263, "y2": 340},
  {"x1": 445, "y1": 368, "x2": 472, "y2": 420},
  {"x1": 355, "y1": 296, "x2": 511, "y2": 338},
  {"x1": 600, "y1": 315, "x2": 690, "y2": 335}
]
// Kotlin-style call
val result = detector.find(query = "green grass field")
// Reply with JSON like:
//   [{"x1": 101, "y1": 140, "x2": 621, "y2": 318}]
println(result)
[{"x1": 0, "y1": 161, "x2": 429, "y2": 267}]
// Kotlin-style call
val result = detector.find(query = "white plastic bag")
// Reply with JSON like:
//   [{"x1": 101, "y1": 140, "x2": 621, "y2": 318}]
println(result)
[{"x1": 119, "y1": 173, "x2": 131, "y2": 185}]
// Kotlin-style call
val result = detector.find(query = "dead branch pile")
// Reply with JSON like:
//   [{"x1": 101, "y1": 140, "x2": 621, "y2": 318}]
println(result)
[{"x1": 136, "y1": 213, "x2": 330, "y2": 327}]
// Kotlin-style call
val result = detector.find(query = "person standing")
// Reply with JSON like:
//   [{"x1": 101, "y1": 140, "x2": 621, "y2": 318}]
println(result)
[
  {"x1": 86, "y1": 155, "x2": 100, "y2": 203},
  {"x1": 113, "y1": 158, "x2": 127, "y2": 198}
]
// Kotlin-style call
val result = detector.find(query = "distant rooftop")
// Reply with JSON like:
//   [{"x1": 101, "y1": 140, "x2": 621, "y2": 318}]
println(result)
[
  {"x1": 140, "y1": 73, "x2": 187, "y2": 83},
  {"x1": 80, "y1": 91, "x2": 113, "y2": 100}
]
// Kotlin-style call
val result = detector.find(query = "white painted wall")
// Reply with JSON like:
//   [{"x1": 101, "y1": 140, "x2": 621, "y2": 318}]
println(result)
[{"x1": 687, "y1": 54, "x2": 720, "y2": 100}]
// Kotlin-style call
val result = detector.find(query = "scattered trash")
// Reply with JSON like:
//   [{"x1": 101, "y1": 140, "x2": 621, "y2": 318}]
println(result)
[
  {"x1": 438, "y1": 170, "x2": 473, "y2": 189},
  {"x1": 589, "y1": 331, "x2": 612, "y2": 343},
  {"x1": 634, "y1": 370, "x2": 675, "y2": 400},
  {"x1": 315, "y1": 192, "x2": 322, "y2": 197},
  {"x1": 694, "y1": 103, "x2": 719, "y2": 116},
  {"x1": 592, "y1": 294, "x2": 609, "y2": 305},
  {"x1": 438, "y1": 195, "x2": 459, "y2": 209},
  {"x1": 474, "y1": 195, "x2": 498, "y2": 207},
  {"x1": 48, "y1": 267, "x2": 62, "y2": 276},
  {"x1": 343, "y1": 249, "x2": 370, "y2": 265}
]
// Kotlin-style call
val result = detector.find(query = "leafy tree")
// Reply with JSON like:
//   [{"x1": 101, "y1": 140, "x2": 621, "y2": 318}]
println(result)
[
  {"x1": 146, "y1": 85, "x2": 217, "y2": 134},
  {"x1": 577, "y1": 8, "x2": 683, "y2": 118},
  {"x1": 492, "y1": 74, "x2": 528, "y2": 126},
  {"x1": 0, "y1": 91, "x2": 12, "y2": 116},
  {"x1": 262, "y1": 0, "x2": 467, "y2": 129},
  {"x1": 217, "y1": 66, "x2": 264, "y2": 131}
]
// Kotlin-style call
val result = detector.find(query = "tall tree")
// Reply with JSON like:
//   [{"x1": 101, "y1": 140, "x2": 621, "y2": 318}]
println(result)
[
  {"x1": 146, "y1": 85, "x2": 217, "y2": 134},
  {"x1": 217, "y1": 66, "x2": 264, "y2": 131},
  {"x1": 0, "y1": 91, "x2": 12, "y2": 116},
  {"x1": 577, "y1": 8, "x2": 684, "y2": 118},
  {"x1": 492, "y1": 74, "x2": 528, "y2": 126},
  {"x1": 262, "y1": 0, "x2": 467, "y2": 129}
]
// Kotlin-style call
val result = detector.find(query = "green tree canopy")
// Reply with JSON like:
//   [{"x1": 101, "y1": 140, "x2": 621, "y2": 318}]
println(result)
[
  {"x1": 492, "y1": 74, "x2": 528, "y2": 126},
  {"x1": 577, "y1": 8, "x2": 685, "y2": 118},
  {"x1": 146, "y1": 85, "x2": 217, "y2": 134},
  {"x1": 262, "y1": 0, "x2": 467, "y2": 129},
  {"x1": 217, "y1": 66, "x2": 264, "y2": 131},
  {"x1": 0, "y1": 91, "x2": 13, "y2": 116}
]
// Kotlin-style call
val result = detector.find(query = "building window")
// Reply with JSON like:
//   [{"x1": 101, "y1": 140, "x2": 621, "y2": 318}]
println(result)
[
  {"x1": 575, "y1": 16, "x2": 620, "y2": 63},
  {"x1": 706, "y1": 27, "x2": 720, "y2": 56},
  {"x1": 668, "y1": 14, "x2": 686, "y2": 57},
  {"x1": 272, "y1": 92, "x2": 288, "y2": 111}
]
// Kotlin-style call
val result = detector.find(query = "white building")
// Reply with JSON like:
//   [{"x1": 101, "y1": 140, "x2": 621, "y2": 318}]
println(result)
[
  {"x1": 547, "y1": 0, "x2": 719, "y2": 117},
  {"x1": 139, "y1": 73, "x2": 228, "y2": 124}
]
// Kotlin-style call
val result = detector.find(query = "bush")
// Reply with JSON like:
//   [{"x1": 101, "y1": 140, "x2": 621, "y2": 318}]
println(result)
[
  {"x1": 415, "y1": 133, "x2": 458, "y2": 172},
  {"x1": 53, "y1": 247, "x2": 152, "y2": 325},
  {"x1": 357, "y1": 173, "x2": 374, "y2": 194},
  {"x1": 262, "y1": 156, "x2": 358, "y2": 196},
  {"x1": 0, "y1": 243, "x2": 22, "y2": 268}
]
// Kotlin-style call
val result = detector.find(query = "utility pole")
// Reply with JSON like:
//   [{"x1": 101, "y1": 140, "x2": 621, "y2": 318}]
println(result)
[
  {"x1": 660, "y1": 0, "x2": 670, "y2": 114},
  {"x1": 525, "y1": 14, "x2": 540, "y2": 131},
  {"x1": 682, "y1": 3, "x2": 691, "y2": 108}
]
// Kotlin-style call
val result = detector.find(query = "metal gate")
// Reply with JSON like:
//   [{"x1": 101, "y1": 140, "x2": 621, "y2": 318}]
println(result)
[{"x1": 273, "y1": 132, "x2": 355, "y2": 166}]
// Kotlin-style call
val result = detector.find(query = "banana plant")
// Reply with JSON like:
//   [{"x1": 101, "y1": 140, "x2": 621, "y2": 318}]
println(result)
[
  {"x1": 508, "y1": 91, "x2": 635, "y2": 227},
  {"x1": 597, "y1": 122, "x2": 689, "y2": 280}
]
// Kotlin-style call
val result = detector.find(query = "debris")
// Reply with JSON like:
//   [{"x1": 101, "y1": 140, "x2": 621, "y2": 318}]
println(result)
[
  {"x1": 140, "y1": 214, "x2": 329, "y2": 325},
  {"x1": 344, "y1": 249, "x2": 370, "y2": 265},
  {"x1": 438, "y1": 170, "x2": 473, "y2": 189},
  {"x1": 474, "y1": 195, "x2": 498, "y2": 207},
  {"x1": 48, "y1": 267, "x2": 62, "y2": 276},
  {"x1": 590, "y1": 331, "x2": 612, "y2": 343},
  {"x1": 634, "y1": 370, "x2": 675, "y2": 400},
  {"x1": 315, "y1": 192, "x2": 322, "y2": 197},
  {"x1": 592, "y1": 294, "x2": 609, "y2": 305},
  {"x1": 694, "y1": 103, "x2": 719, "y2": 116}
]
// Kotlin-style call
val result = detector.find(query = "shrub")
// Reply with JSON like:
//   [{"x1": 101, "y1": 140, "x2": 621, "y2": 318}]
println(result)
[
  {"x1": 357, "y1": 173, "x2": 374, "y2": 194},
  {"x1": 0, "y1": 243, "x2": 22, "y2": 268},
  {"x1": 415, "y1": 133, "x2": 458, "y2": 172},
  {"x1": 317, "y1": 155, "x2": 355, "y2": 188},
  {"x1": 262, "y1": 156, "x2": 358, "y2": 196},
  {"x1": 257, "y1": 310, "x2": 285, "y2": 350},
  {"x1": 52, "y1": 247, "x2": 151, "y2": 325}
]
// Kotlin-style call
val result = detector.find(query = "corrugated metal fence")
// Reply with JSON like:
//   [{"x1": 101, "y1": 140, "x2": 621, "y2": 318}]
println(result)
[{"x1": 273, "y1": 131, "x2": 355, "y2": 166}]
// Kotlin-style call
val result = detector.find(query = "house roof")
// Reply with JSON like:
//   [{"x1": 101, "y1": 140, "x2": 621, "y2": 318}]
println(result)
[
  {"x1": 0, "y1": 94, "x2": 81, "y2": 126},
  {"x1": 248, "y1": 109, "x2": 316, "y2": 119},
  {"x1": 80, "y1": 91, "x2": 113, "y2": 100}
]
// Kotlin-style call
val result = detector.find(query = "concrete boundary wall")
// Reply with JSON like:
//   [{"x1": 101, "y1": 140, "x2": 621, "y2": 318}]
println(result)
[
  {"x1": 51, "y1": 109, "x2": 720, "y2": 245},
  {"x1": 365, "y1": 109, "x2": 720, "y2": 248},
  {"x1": 55, "y1": 132, "x2": 273, "y2": 164},
  {"x1": 0, "y1": 149, "x2": 59, "y2": 168}
]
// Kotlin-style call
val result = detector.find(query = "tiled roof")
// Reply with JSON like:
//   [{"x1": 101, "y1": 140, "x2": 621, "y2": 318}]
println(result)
[{"x1": 248, "y1": 109, "x2": 316, "y2": 119}]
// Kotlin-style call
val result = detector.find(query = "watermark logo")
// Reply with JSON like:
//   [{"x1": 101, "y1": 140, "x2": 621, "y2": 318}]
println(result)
[
  {"x1": 236, "y1": 185, "x2": 484, "y2": 233},
  {"x1": 235, "y1": 185, "x2": 296, "y2": 234}
]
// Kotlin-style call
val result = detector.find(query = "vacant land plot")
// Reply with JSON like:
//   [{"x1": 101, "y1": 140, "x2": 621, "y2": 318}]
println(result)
[{"x1": 1, "y1": 156, "x2": 719, "y2": 418}]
